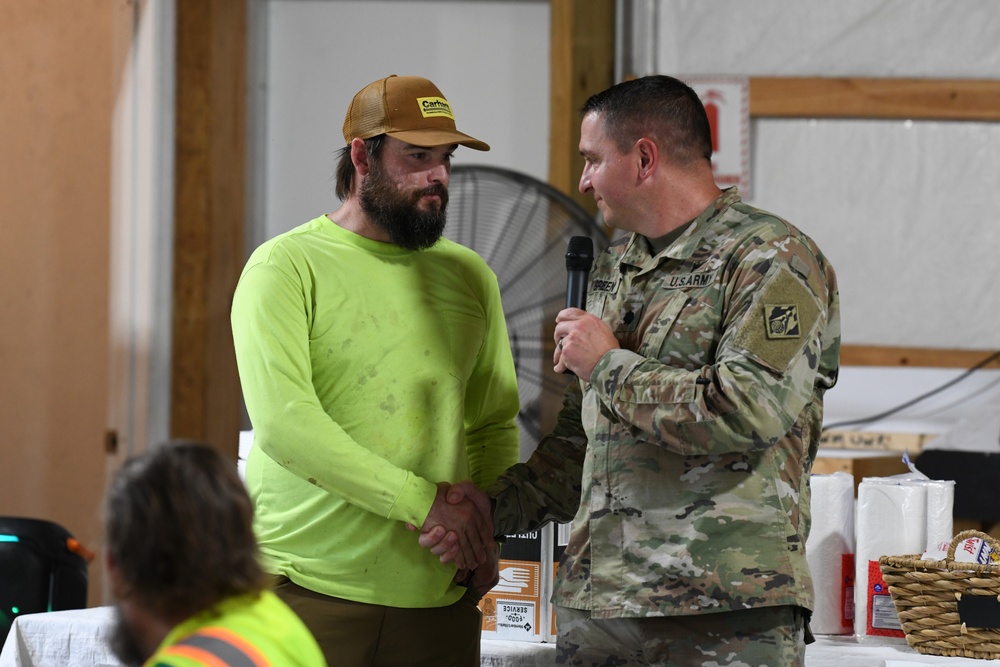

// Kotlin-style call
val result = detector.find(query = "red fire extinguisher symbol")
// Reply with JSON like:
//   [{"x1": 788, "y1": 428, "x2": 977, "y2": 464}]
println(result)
[{"x1": 703, "y1": 89, "x2": 724, "y2": 153}]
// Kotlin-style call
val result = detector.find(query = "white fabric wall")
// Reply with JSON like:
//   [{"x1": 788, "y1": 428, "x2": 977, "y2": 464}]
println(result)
[
  {"x1": 254, "y1": 0, "x2": 998, "y2": 436},
  {"x1": 255, "y1": 0, "x2": 550, "y2": 241},
  {"x1": 109, "y1": 0, "x2": 175, "y2": 456},
  {"x1": 653, "y1": 0, "x2": 1000, "y2": 350},
  {"x1": 257, "y1": 0, "x2": 998, "y2": 351}
]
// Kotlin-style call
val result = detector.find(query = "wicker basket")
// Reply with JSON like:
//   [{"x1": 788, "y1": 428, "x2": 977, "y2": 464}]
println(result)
[{"x1": 879, "y1": 529, "x2": 1000, "y2": 659}]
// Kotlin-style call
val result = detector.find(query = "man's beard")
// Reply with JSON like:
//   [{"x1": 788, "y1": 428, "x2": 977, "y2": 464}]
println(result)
[
  {"x1": 359, "y1": 164, "x2": 448, "y2": 251},
  {"x1": 108, "y1": 605, "x2": 149, "y2": 667}
]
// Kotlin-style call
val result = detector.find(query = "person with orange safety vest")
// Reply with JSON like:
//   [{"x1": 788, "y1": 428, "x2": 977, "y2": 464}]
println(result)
[{"x1": 103, "y1": 442, "x2": 326, "y2": 667}]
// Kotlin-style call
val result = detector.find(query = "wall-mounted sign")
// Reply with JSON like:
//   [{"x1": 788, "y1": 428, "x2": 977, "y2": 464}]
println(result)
[{"x1": 686, "y1": 77, "x2": 751, "y2": 197}]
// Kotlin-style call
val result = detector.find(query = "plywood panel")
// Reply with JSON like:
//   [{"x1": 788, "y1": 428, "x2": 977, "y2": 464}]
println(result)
[
  {"x1": 0, "y1": 0, "x2": 117, "y2": 607},
  {"x1": 171, "y1": 0, "x2": 246, "y2": 455},
  {"x1": 548, "y1": 0, "x2": 615, "y2": 213}
]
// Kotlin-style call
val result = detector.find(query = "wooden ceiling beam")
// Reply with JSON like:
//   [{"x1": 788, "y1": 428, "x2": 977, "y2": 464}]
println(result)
[
  {"x1": 750, "y1": 77, "x2": 1000, "y2": 121},
  {"x1": 171, "y1": 0, "x2": 247, "y2": 456},
  {"x1": 548, "y1": 0, "x2": 616, "y2": 214},
  {"x1": 841, "y1": 345, "x2": 1000, "y2": 369}
]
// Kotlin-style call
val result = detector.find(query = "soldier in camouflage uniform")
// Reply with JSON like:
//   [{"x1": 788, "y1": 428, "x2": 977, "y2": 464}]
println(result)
[{"x1": 424, "y1": 75, "x2": 840, "y2": 666}]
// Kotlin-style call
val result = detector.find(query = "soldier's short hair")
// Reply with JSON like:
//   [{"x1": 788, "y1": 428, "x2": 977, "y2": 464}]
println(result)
[{"x1": 581, "y1": 75, "x2": 713, "y2": 166}]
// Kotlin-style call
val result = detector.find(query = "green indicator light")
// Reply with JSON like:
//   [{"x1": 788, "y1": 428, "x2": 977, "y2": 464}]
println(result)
[{"x1": 11, "y1": 607, "x2": 19, "y2": 614}]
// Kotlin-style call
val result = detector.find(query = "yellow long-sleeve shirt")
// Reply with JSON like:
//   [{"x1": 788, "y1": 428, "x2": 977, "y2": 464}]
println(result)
[{"x1": 231, "y1": 215, "x2": 519, "y2": 608}]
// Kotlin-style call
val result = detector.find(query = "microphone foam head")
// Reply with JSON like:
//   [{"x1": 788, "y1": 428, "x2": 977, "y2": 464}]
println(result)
[{"x1": 566, "y1": 236, "x2": 594, "y2": 271}]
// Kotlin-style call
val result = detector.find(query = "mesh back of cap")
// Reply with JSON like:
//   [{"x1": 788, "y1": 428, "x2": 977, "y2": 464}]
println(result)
[{"x1": 344, "y1": 81, "x2": 390, "y2": 141}]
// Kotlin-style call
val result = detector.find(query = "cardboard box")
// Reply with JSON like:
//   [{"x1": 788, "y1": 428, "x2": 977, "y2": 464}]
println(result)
[
  {"x1": 479, "y1": 521, "x2": 574, "y2": 642},
  {"x1": 546, "y1": 522, "x2": 571, "y2": 642},
  {"x1": 818, "y1": 430, "x2": 929, "y2": 454},
  {"x1": 813, "y1": 449, "x2": 910, "y2": 496},
  {"x1": 479, "y1": 525, "x2": 552, "y2": 642}
]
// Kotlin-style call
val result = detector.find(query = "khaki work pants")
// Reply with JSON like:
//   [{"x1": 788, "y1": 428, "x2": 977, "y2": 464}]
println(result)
[{"x1": 272, "y1": 576, "x2": 481, "y2": 667}]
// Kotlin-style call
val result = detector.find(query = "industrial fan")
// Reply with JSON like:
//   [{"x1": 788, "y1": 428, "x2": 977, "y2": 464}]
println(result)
[{"x1": 445, "y1": 165, "x2": 608, "y2": 461}]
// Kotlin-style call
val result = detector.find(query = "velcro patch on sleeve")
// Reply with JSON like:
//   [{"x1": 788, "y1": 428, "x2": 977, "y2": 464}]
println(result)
[
  {"x1": 733, "y1": 266, "x2": 820, "y2": 373},
  {"x1": 764, "y1": 304, "x2": 800, "y2": 339}
]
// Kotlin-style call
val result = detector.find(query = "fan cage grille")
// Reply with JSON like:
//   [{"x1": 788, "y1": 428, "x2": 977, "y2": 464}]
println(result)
[{"x1": 446, "y1": 165, "x2": 607, "y2": 460}]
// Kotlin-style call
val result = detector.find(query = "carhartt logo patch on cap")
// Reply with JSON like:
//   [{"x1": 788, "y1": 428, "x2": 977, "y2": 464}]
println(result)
[
  {"x1": 342, "y1": 75, "x2": 488, "y2": 150},
  {"x1": 417, "y1": 97, "x2": 455, "y2": 119},
  {"x1": 764, "y1": 304, "x2": 801, "y2": 339}
]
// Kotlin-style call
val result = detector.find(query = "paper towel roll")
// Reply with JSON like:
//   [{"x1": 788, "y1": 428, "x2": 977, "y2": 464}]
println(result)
[
  {"x1": 854, "y1": 478, "x2": 928, "y2": 644},
  {"x1": 239, "y1": 429, "x2": 255, "y2": 459},
  {"x1": 807, "y1": 472, "x2": 855, "y2": 635},
  {"x1": 924, "y1": 479, "x2": 955, "y2": 553}
]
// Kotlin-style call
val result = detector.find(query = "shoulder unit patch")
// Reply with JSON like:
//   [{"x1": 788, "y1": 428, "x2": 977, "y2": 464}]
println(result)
[
  {"x1": 764, "y1": 304, "x2": 801, "y2": 339},
  {"x1": 732, "y1": 265, "x2": 821, "y2": 373}
]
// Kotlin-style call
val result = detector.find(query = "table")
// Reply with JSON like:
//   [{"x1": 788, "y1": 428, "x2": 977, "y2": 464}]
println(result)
[
  {"x1": 805, "y1": 635, "x2": 1000, "y2": 666},
  {"x1": 483, "y1": 635, "x2": 1000, "y2": 667},
  {"x1": 0, "y1": 607, "x2": 119, "y2": 667},
  {"x1": 482, "y1": 639, "x2": 555, "y2": 666},
  {"x1": 3, "y1": 607, "x2": 999, "y2": 666}
]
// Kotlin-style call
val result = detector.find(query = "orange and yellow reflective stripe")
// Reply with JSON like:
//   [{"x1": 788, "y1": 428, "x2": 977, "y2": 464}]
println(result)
[{"x1": 158, "y1": 626, "x2": 271, "y2": 667}]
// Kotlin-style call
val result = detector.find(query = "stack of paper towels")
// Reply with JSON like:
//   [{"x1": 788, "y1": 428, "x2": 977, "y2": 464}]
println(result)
[
  {"x1": 806, "y1": 470, "x2": 956, "y2": 640},
  {"x1": 853, "y1": 474, "x2": 954, "y2": 644},
  {"x1": 806, "y1": 472, "x2": 856, "y2": 634},
  {"x1": 238, "y1": 429, "x2": 254, "y2": 483}
]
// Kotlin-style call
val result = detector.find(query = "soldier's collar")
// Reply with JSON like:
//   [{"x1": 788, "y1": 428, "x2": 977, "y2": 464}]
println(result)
[{"x1": 619, "y1": 188, "x2": 742, "y2": 272}]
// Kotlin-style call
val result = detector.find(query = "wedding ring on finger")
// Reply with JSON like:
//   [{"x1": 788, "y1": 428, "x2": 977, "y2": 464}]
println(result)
[{"x1": 558, "y1": 338, "x2": 564, "y2": 350}]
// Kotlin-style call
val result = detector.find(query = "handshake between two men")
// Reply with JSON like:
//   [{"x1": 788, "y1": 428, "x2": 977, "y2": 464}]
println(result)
[{"x1": 410, "y1": 481, "x2": 498, "y2": 597}]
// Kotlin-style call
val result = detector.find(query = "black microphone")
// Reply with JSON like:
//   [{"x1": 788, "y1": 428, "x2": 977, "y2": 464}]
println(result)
[
  {"x1": 565, "y1": 236, "x2": 594, "y2": 310},
  {"x1": 562, "y1": 236, "x2": 594, "y2": 375}
]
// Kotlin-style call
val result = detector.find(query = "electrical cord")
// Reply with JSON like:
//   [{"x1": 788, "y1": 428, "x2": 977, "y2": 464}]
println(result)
[{"x1": 821, "y1": 349, "x2": 1000, "y2": 433}]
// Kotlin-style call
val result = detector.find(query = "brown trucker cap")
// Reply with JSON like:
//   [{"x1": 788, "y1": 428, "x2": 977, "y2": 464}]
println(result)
[{"x1": 342, "y1": 74, "x2": 490, "y2": 151}]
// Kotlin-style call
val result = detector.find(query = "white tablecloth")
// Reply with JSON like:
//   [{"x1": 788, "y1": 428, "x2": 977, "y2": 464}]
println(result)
[
  {"x1": 0, "y1": 607, "x2": 119, "y2": 667},
  {"x1": 481, "y1": 639, "x2": 555, "y2": 666},
  {"x1": 3, "y1": 607, "x2": 1000, "y2": 666},
  {"x1": 806, "y1": 635, "x2": 1000, "y2": 666},
  {"x1": 482, "y1": 635, "x2": 1000, "y2": 667}
]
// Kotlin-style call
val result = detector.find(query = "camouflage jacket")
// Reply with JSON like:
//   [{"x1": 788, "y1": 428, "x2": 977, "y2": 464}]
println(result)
[{"x1": 490, "y1": 188, "x2": 841, "y2": 618}]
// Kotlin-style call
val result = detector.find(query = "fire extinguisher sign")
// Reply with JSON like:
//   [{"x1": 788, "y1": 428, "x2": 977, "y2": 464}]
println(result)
[{"x1": 686, "y1": 77, "x2": 750, "y2": 198}]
